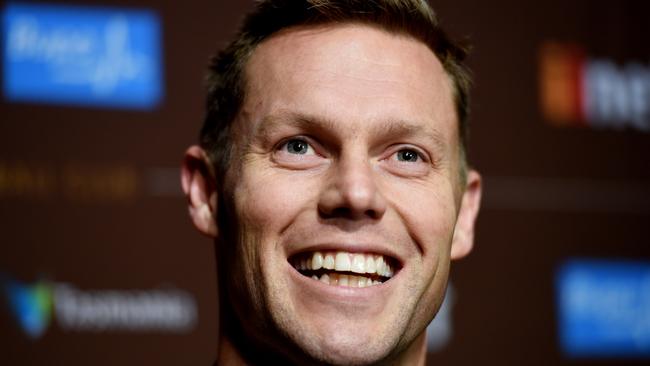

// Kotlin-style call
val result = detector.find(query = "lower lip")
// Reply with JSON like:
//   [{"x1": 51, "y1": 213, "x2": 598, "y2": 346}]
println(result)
[{"x1": 287, "y1": 262, "x2": 397, "y2": 301}]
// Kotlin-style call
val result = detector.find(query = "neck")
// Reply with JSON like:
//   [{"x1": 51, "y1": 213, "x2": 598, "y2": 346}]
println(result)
[
  {"x1": 393, "y1": 332, "x2": 428, "y2": 366},
  {"x1": 216, "y1": 311, "x2": 300, "y2": 366},
  {"x1": 216, "y1": 329, "x2": 301, "y2": 366},
  {"x1": 217, "y1": 336, "x2": 248, "y2": 366}
]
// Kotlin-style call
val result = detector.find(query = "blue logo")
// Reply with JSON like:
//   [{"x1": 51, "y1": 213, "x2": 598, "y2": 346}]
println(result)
[
  {"x1": 2, "y1": 3, "x2": 163, "y2": 109},
  {"x1": 4, "y1": 279, "x2": 53, "y2": 339},
  {"x1": 556, "y1": 259, "x2": 650, "y2": 359}
]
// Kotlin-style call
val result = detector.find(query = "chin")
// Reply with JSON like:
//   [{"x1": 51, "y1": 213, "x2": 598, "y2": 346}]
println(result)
[
  {"x1": 270, "y1": 307, "x2": 412, "y2": 366},
  {"x1": 297, "y1": 336, "x2": 396, "y2": 366}
]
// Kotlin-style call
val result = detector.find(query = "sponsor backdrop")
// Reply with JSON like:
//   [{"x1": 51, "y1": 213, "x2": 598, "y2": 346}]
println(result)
[{"x1": 1, "y1": 0, "x2": 648, "y2": 365}]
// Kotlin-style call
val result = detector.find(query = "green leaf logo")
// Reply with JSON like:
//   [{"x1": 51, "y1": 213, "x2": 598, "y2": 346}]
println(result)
[{"x1": 5, "y1": 279, "x2": 53, "y2": 339}]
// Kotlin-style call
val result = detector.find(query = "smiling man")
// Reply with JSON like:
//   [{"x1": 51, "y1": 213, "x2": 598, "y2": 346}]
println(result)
[{"x1": 181, "y1": 1, "x2": 481, "y2": 365}]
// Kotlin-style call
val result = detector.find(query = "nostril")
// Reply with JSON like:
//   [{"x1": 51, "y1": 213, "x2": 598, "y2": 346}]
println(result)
[
  {"x1": 318, "y1": 206, "x2": 350, "y2": 219},
  {"x1": 327, "y1": 207, "x2": 351, "y2": 218},
  {"x1": 364, "y1": 209, "x2": 380, "y2": 219},
  {"x1": 319, "y1": 206, "x2": 380, "y2": 220}
]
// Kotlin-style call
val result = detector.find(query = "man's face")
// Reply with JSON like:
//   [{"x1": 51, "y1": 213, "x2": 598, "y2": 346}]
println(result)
[{"x1": 220, "y1": 24, "x2": 474, "y2": 364}]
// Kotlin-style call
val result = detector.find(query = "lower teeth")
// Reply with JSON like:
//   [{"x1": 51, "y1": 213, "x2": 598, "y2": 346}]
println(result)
[{"x1": 306, "y1": 272, "x2": 382, "y2": 287}]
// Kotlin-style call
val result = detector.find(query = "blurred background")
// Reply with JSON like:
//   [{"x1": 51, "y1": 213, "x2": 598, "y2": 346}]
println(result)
[{"x1": 1, "y1": 0, "x2": 648, "y2": 365}]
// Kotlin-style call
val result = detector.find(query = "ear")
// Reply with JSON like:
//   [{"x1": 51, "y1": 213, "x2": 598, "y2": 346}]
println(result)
[
  {"x1": 181, "y1": 145, "x2": 219, "y2": 238},
  {"x1": 450, "y1": 169, "x2": 482, "y2": 260}
]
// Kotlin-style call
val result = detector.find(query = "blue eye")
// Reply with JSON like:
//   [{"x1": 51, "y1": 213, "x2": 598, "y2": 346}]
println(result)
[
  {"x1": 396, "y1": 149, "x2": 419, "y2": 162},
  {"x1": 285, "y1": 139, "x2": 310, "y2": 154}
]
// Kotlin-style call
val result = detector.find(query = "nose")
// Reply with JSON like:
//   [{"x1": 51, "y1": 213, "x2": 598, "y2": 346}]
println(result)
[{"x1": 318, "y1": 151, "x2": 387, "y2": 220}]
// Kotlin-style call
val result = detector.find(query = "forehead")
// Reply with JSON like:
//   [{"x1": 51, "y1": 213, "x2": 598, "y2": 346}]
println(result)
[{"x1": 240, "y1": 23, "x2": 457, "y2": 145}]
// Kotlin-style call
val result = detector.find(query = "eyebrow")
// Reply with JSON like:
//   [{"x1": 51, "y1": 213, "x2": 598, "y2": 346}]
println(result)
[
  {"x1": 254, "y1": 110, "x2": 449, "y2": 153},
  {"x1": 374, "y1": 118, "x2": 448, "y2": 152},
  {"x1": 255, "y1": 111, "x2": 338, "y2": 139}
]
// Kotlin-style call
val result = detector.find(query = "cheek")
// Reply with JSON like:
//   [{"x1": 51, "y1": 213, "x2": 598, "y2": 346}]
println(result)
[
  {"x1": 406, "y1": 183, "x2": 457, "y2": 317},
  {"x1": 233, "y1": 168, "x2": 319, "y2": 241},
  {"x1": 389, "y1": 181, "x2": 458, "y2": 258}
]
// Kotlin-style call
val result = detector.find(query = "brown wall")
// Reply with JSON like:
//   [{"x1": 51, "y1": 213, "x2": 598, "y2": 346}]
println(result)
[{"x1": 1, "y1": 1, "x2": 648, "y2": 365}]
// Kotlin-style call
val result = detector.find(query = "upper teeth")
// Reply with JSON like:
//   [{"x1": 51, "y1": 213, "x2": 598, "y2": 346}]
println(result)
[{"x1": 294, "y1": 251, "x2": 395, "y2": 278}]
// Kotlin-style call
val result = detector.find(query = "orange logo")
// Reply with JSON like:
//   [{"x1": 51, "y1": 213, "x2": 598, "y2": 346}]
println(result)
[
  {"x1": 539, "y1": 42, "x2": 650, "y2": 131},
  {"x1": 539, "y1": 43, "x2": 586, "y2": 126}
]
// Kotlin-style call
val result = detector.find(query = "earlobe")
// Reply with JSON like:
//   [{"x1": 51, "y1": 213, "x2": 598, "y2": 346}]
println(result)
[
  {"x1": 181, "y1": 145, "x2": 219, "y2": 238},
  {"x1": 450, "y1": 169, "x2": 482, "y2": 260}
]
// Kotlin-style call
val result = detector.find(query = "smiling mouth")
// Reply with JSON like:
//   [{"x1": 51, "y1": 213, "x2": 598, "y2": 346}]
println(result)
[{"x1": 290, "y1": 251, "x2": 398, "y2": 288}]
